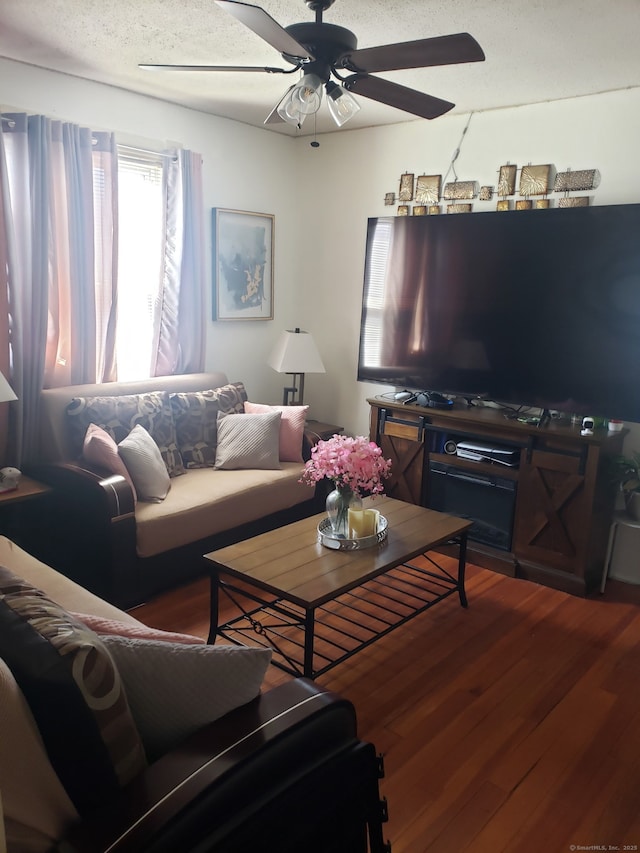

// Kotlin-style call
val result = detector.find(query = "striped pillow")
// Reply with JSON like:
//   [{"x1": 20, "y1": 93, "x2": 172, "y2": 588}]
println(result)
[{"x1": 0, "y1": 567, "x2": 146, "y2": 816}]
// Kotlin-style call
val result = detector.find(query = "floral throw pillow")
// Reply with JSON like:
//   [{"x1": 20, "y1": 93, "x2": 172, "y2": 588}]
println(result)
[
  {"x1": 67, "y1": 391, "x2": 184, "y2": 477},
  {"x1": 170, "y1": 382, "x2": 248, "y2": 468}
]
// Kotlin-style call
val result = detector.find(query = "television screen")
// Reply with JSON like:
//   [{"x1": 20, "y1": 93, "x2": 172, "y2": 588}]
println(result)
[{"x1": 357, "y1": 204, "x2": 640, "y2": 422}]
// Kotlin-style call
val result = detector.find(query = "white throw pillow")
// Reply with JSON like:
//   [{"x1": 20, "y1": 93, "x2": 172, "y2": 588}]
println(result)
[
  {"x1": 101, "y1": 635, "x2": 271, "y2": 759},
  {"x1": 118, "y1": 424, "x2": 171, "y2": 502},
  {"x1": 214, "y1": 411, "x2": 282, "y2": 470}
]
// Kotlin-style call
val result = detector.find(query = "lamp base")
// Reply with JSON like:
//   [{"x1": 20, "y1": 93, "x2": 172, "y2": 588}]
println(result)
[{"x1": 282, "y1": 373, "x2": 306, "y2": 406}]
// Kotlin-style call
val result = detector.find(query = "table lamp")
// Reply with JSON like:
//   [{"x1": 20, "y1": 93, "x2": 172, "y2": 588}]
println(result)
[
  {"x1": 0, "y1": 370, "x2": 17, "y2": 484},
  {"x1": 0, "y1": 371, "x2": 16, "y2": 405},
  {"x1": 268, "y1": 328, "x2": 325, "y2": 405}
]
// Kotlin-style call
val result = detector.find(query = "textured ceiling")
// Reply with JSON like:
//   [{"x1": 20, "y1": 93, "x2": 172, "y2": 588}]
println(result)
[{"x1": 1, "y1": 0, "x2": 639, "y2": 137}]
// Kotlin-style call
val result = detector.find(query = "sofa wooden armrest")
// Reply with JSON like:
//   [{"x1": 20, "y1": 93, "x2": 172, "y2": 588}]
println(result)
[
  {"x1": 31, "y1": 461, "x2": 136, "y2": 519},
  {"x1": 59, "y1": 679, "x2": 389, "y2": 853},
  {"x1": 24, "y1": 460, "x2": 138, "y2": 604}
]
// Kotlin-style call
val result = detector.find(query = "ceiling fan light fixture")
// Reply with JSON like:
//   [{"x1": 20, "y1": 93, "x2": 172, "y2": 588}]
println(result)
[
  {"x1": 291, "y1": 72, "x2": 324, "y2": 115},
  {"x1": 325, "y1": 80, "x2": 361, "y2": 126},
  {"x1": 275, "y1": 84, "x2": 308, "y2": 126}
]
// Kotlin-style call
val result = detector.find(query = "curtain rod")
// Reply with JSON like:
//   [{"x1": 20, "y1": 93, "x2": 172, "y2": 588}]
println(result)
[{"x1": 116, "y1": 143, "x2": 177, "y2": 158}]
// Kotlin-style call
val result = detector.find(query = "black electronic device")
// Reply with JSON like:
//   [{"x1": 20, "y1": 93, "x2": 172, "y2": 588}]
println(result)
[
  {"x1": 415, "y1": 391, "x2": 454, "y2": 409},
  {"x1": 357, "y1": 204, "x2": 640, "y2": 423}
]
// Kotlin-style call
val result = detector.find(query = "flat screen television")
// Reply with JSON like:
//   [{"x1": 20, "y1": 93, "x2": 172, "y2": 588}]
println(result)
[{"x1": 357, "y1": 204, "x2": 640, "y2": 423}]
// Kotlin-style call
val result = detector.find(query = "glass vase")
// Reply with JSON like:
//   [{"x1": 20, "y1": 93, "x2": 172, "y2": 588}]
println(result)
[{"x1": 326, "y1": 486, "x2": 362, "y2": 538}]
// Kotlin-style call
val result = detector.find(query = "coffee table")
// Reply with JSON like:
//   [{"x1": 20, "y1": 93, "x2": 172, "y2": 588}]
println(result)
[{"x1": 204, "y1": 496, "x2": 472, "y2": 679}]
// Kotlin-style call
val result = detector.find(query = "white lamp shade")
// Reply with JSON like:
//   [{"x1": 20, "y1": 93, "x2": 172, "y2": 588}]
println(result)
[
  {"x1": 0, "y1": 371, "x2": 16, "y2": 403},
  {"x1": 268, "y1": 329, "x2": 325, "y2": 375}
]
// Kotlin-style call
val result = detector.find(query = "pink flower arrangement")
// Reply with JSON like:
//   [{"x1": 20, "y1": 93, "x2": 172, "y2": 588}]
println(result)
[{"x1": 300, "y1": 434, "x2": 392, "y2": 497}]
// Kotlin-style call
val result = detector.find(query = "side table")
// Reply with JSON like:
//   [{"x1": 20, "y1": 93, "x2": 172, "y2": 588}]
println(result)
[
  {"x1": 600, "y1": 510, "x2": 640, "y2": 592},
  {"x1": 304, "y1": 420, "x2": 344, "y2": 444},
  {"x1": 0, "y1": 475, "x2": 52, "y2": 542}
]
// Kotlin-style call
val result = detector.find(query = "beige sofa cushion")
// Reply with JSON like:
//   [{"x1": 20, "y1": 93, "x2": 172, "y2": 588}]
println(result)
[
  {"x1": 0, "y1": 537, "x2": 145, "y2": 853},
  {"x1": 0, "y1": 537, "x2": 143, "y2": 624},
  {"x1": 0, "y1": 657, "x2": 78, "y2": 853},
  {"x1": 134, "y1": 464, "x2": 314, "y2": 558}
]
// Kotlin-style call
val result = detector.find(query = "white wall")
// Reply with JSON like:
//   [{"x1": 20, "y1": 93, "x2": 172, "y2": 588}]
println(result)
[
  {"x1": 293, "y1": 89, "x2": 640, "y2": 450},
  {"x1": 2, "y1": 58, "x2": 639, "y2": 446}
]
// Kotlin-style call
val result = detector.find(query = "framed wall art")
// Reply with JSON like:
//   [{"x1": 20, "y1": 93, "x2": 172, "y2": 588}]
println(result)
[
  {"x1": 497, "y1": 164, "x2": 517, "y2": 197},
  {"x1": 415, "y1": 174, "x2": 441, "y2": 205},
  {"x1": 398, "y1": 173, "x2": 414, "y2": 201},
  {"x1": 443, "y1": 181, "x2": 477, "y2": 200},
  {"x1": 558, "y1": 196, "x2": 590, "y2": 208},
  {"x1": 212, "y1": 209, "x2": 274, "y2": 321},
  {"x1": 519, "y1": 164, "x2": 553, "y2": 197}
]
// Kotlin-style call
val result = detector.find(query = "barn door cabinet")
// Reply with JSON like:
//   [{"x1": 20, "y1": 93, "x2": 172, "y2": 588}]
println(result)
[{"x1": 368, "y1": 399, "x2": 625, "y2": 596}]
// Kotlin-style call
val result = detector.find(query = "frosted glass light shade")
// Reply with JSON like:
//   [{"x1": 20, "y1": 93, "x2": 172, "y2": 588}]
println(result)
[
  {"x1": 326, "y1": 82, "x2": 361, "y2": 127},
  {"x1": 276, "y1": 85, "x2": 307, "y2": 127}
]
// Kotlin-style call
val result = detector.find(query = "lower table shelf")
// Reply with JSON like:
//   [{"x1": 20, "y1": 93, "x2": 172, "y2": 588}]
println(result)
[{"x1": 213, "y1": 552, "x2": 465, "y2": 679}]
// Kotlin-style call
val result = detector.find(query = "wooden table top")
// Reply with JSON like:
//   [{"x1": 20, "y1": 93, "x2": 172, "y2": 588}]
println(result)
[
  {"x1": 204, "y1": 497, "x2": 472, "y2": 609},
  {"x1": 0, "y1": 475, "x2": 51, "y2": 505}
]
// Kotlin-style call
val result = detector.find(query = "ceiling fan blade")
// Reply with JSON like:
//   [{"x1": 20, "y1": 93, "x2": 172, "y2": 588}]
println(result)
[
  {"x1": 341, "y1": 33, "x2": 485, "y2": 73},
  {"x1": 139, "y1": 64, "x2": 290, "y2": 73},
  {"x1": 342, "y1": 75, "x2": 454, "y2": 120},
  {"x1": 214, "y1": 0, "x2": 314, "y2": 61}
]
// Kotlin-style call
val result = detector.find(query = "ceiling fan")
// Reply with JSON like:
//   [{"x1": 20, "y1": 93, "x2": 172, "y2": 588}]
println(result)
[{"x1": 140, "y1": 0, "x2": 485, "y2": 129}]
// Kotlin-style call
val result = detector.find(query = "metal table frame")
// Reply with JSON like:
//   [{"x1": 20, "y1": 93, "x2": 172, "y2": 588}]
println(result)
[{"x1": 208, "y1": 532, "x2": 468, "y2": 679}]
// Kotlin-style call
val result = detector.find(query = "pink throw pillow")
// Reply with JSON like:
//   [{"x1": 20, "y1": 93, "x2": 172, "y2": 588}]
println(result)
[
  {"x1": 244, "y1": 402, "x2": 309, "y2": 462},
  {"x1": 70, "y1": 612, "x2": 205, "y2": 645},
  {"x1": 82, "y1": 423, "x2": 138, "y2": 502}
]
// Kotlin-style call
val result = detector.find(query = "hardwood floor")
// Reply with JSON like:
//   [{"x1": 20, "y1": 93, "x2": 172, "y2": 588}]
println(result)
[{"x1": 131, "y1": 563, "x2": 640, "y2": 853}]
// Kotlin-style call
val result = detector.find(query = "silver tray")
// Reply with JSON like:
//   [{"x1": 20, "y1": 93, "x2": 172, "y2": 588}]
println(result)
[{"x1": 318, "y1": 515, "x2": 388, "y2": 550}]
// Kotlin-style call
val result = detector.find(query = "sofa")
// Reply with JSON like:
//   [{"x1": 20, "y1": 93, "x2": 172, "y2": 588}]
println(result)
[
  {"x1": 27, "y1": 372, "x2": 323, "y2": 609},
  {"x1": 0, "y1": 535, "x2": 390, "y2": 853}
]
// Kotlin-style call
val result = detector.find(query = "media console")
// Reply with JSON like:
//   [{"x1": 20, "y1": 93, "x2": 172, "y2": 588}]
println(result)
[{"x1": 368, "y1": 398, "x2": 627, "y2": 596}]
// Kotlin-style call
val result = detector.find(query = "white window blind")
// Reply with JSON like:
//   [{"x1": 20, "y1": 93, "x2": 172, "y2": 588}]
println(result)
[{"x1": 115, "y1": 148, "x2": 164, "y2": 380}]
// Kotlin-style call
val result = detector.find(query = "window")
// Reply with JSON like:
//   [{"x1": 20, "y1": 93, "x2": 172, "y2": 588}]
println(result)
[
  {"x1": 114, "y1": 149, "x2": 164, "y2": 381},
  {"x1": 360, "y1": 218, "x2": 393, "y2": 368}
]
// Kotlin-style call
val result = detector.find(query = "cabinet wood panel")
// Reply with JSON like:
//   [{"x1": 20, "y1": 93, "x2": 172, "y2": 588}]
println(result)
[{"x1": 369, "y1": 399, "x2": 625, "y2": 595}]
